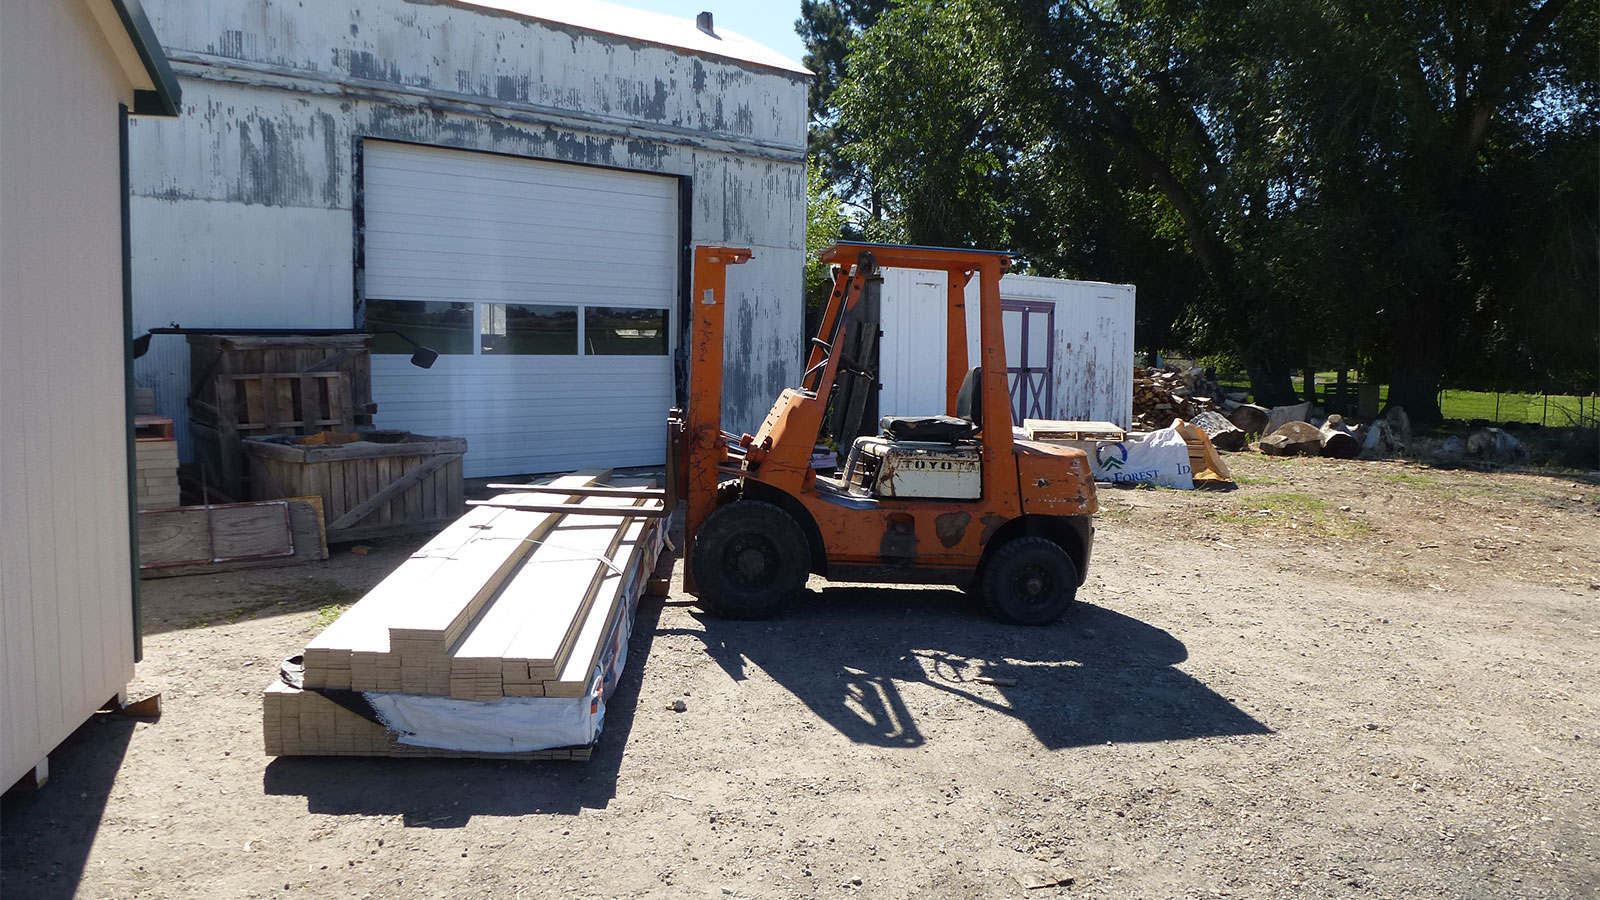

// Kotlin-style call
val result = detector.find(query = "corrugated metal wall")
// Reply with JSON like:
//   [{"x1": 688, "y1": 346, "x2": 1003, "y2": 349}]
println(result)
[
  {"x1": 0, "y1": 0, "x2": 139, "y2": 789},
  {"x1": 127, "y1": 0, "x2": 807, "y2": 462}
]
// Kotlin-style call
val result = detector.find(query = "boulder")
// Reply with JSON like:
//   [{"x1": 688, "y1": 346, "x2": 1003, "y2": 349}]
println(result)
[
  {"x1": 1192, "y1": 410, "x2": 1246, "y2": 451},
  {"x1": 1265, "y1": 402, "x2": 1313, "y2": 437}
]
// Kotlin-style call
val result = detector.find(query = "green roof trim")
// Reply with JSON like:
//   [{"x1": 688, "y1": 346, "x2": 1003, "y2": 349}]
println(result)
[{"x1": 110, "y1": 0, "x2": 181, "y2": 116}]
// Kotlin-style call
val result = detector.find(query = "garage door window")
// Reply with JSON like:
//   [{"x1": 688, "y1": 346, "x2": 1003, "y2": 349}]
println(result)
[
  {"x1": 365, "y1": 300, "x2": 475, "y2": 354},
  {"x1": 584, "y1": 306, "x2": 669, "y2": 356},
  {"x1": 481, "y1": 303, "x2": 578, "y2": 355},
  {"x1": 368, "y1": 300, "x2": 667, "y2": 357}
]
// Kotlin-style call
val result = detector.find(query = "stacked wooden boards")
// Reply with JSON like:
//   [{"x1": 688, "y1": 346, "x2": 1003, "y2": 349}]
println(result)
[
  {"x1": 266, "y1": 469, "x2": 666, "y2": 760},
  {"x1": 134, "y1": 415, "x2": 181, "y2": 509},
  {"x1": 261, "y1": 682, "x2": 594, "y2": 761}
]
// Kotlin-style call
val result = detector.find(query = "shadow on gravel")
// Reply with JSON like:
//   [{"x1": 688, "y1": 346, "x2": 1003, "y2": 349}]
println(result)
[
  {"x1": 258, "y1": 593, "x2": 667, "y2": 827},
  {"x1": 1, "y1": 714, "x2": 137, "y2": 900},
  {"x1": 672, "y1": 586, "x2": 1270, "y2": 750}
]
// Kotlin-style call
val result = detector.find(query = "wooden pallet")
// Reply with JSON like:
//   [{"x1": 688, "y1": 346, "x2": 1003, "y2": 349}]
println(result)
[
  {"x1": 1023, "y1": 419, "x2": 1126, "y2": 442},
  {"x1": 186, "y1": 333, "x2": 377, "y2": 500},
  {"x1": 139, "y1": 497, "x2": 328, "y2": 578},
  {"x1": 134, "y1": 414, "x2": 176, "y2": 441}
]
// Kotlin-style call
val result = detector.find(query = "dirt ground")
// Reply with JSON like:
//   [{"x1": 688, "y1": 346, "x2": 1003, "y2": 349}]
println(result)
[{"x1": 4, "y1": 452, "x2": 1598, "y2": 900}]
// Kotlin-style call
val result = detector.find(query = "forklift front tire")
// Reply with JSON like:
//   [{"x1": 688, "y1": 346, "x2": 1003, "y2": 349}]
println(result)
[
  {"x1": 690, "y1": 500, "x2": 809, "y2": 620},
  {"x1": 981, "y1": 536, "x2": 1079, "y2": 625}
]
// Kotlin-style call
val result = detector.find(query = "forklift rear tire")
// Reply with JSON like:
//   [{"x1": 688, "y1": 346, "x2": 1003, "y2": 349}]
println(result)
[
  {"x1": 981, "y1": 536, "x2": 1078, "y2": 625},
  {"x1": 691, "y1": 500, "x2": 809, "y2": 619}
]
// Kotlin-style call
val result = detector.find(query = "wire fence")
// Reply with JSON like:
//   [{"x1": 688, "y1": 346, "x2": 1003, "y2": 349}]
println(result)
[{"x1": 1438, "y1": 390, "x2": 1599, "y2": 428}]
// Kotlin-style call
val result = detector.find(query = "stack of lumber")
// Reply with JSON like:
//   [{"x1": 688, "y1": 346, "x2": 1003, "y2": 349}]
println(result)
[
  {"x1": 266, "y1": 468, "x2": 666, "y2": 760},
  {"x1": 134, "y1": 416, "x2": 180, "y2": 509}
]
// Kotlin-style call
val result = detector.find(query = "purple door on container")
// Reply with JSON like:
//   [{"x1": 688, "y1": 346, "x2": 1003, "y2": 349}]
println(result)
[{"x1": 1002, "y1": 299, "x2": 1053, "y2": 425}]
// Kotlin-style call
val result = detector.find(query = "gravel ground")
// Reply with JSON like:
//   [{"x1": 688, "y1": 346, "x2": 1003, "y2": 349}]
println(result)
[{"x1": 3, "y1": 453, "x2": 1597, "y2": 900}]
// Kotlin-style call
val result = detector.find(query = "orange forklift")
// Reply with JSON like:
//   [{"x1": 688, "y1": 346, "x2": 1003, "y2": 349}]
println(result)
[{"x1": 668, "y1": 242, "x2": 1097, "y2": 624}]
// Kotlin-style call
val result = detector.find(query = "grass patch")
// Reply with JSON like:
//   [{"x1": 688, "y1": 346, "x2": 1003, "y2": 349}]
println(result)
[
  {"x1": 1440, "y1": 390, "x2": 1595, "y2": 426},
  {"x1": 223, "y1": 579, "x2": 363, "y2": 625},
  {"x1": 314, "y1": 602, "x2": 352, "y2": 629},
  {"x1": 1251, "y1": 492, "x2": 1328, "y2": 512},
  {"x1": 1214, "y1": 374, "x2": 1595, "y2": 427},
  {"x1": 1095, "y1": 505, "x2": 1134, "y2": 523},
  {"x1": 1378, "y1": 470, "x2": 1461, "y2": 500},
  {"x1": 1379, "y1": 471, "x2": 1440, "y2": 486},
  {"x1": 1206, "y1": 491, "x2": 1370, "y2": 538},
  {"x1": 1233, "y1": 472, "x2": 1279, "y2": 486}
]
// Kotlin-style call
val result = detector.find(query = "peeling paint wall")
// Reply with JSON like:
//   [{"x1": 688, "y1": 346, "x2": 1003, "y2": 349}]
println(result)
[
  {"x1": 963, "y1": 276, "x2": 1137, "y2": 430},
  {"x1": 128, "y1": 0, "x2": 807, "y2": 456}
]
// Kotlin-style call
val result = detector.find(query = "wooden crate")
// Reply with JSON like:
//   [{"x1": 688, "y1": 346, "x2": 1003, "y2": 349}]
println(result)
[
  {"x1": 186, "y1": 333, "x2": 376, "y2": 500},
  {"x1": 244, "y1": 433, "x2": 466, "y2": 543}
]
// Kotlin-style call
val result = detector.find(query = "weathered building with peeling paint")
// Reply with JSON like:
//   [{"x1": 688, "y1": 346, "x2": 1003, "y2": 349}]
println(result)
[{"x1": 128, "y1": 0, "x2": 809, "y2": 477}]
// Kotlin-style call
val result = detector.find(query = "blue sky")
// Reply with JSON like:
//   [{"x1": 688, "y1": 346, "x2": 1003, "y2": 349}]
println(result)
[{"x1": 609, "y1": 0, "x2": 809, "y2": 65}]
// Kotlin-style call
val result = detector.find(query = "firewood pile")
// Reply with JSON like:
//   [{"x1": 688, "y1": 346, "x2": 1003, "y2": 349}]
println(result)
[{"x1": 1132, "y1": 366, "x2": 1226, "y2": 431}]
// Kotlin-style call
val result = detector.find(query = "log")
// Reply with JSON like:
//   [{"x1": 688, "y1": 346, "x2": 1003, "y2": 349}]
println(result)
[
  {"x1": 1260, "y1": 421, "x2": 1322, "y2": 457},
  {"x1": 1191, "y1": 410, "x2": 1246, "y2": 452},
  {"x1": 1264, "y1": 402, "x2": 1312, "y2": 437},
  {"x1": 1227, "y1": 403, "x2": 1271, "y2": 436},
  {"x1": 1318, "y1": 415, "x2": 1361, "y2": 459}
]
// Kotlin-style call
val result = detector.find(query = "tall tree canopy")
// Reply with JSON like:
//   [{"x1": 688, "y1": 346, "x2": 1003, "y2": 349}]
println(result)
[{"x1": 800, "y1": 0, "x2": 1598, "y2": 416}]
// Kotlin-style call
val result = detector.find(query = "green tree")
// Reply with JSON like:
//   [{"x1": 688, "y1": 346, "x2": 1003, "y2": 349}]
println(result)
[
  {"x1": 797, "y1": 0, "x2": 893, "y2": 215},
  {"x1": 832, "y1": 0, "x2": 1017, "y2": 247},
  {"x1": 804, "y1": 156, "x2": 849, "y2": 337},
  {"x1": 818, "y1": 0, "x2": 1596, "y2": 417}
]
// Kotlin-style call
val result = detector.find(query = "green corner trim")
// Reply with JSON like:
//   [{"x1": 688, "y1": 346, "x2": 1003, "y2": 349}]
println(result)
[{"x1": 109, "y1": 0, "x2": 181, "y2": 117}]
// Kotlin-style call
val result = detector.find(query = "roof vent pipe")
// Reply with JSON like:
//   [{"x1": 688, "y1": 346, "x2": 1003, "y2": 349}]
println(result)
[{"x1": 696, "y1": 11, "x2": 716, "y2": 36}]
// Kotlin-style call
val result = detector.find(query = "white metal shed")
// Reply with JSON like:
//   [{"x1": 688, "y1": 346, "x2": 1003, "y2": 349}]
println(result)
[
  {"x1": 879, "y1": 270, "x2": 1136, "y2": 430},
  {"x1": 1, "y1": 0, "x2": 180, "y2": 790}
]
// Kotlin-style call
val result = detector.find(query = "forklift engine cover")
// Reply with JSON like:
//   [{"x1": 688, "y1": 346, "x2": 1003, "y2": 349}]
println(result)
[{"x1": 845, "y1": 437, "x2": 982, "y2": 500}]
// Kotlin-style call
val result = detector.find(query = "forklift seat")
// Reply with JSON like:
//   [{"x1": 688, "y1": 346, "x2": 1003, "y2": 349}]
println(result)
[{"x1": 877, "y1": 367, "x2": 984, "y2": 443}]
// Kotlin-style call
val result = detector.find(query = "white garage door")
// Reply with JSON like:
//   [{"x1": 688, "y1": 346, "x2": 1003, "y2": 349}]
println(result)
[{"x1": 361, "y1": 141, "x2": 679, "y2": 478}]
